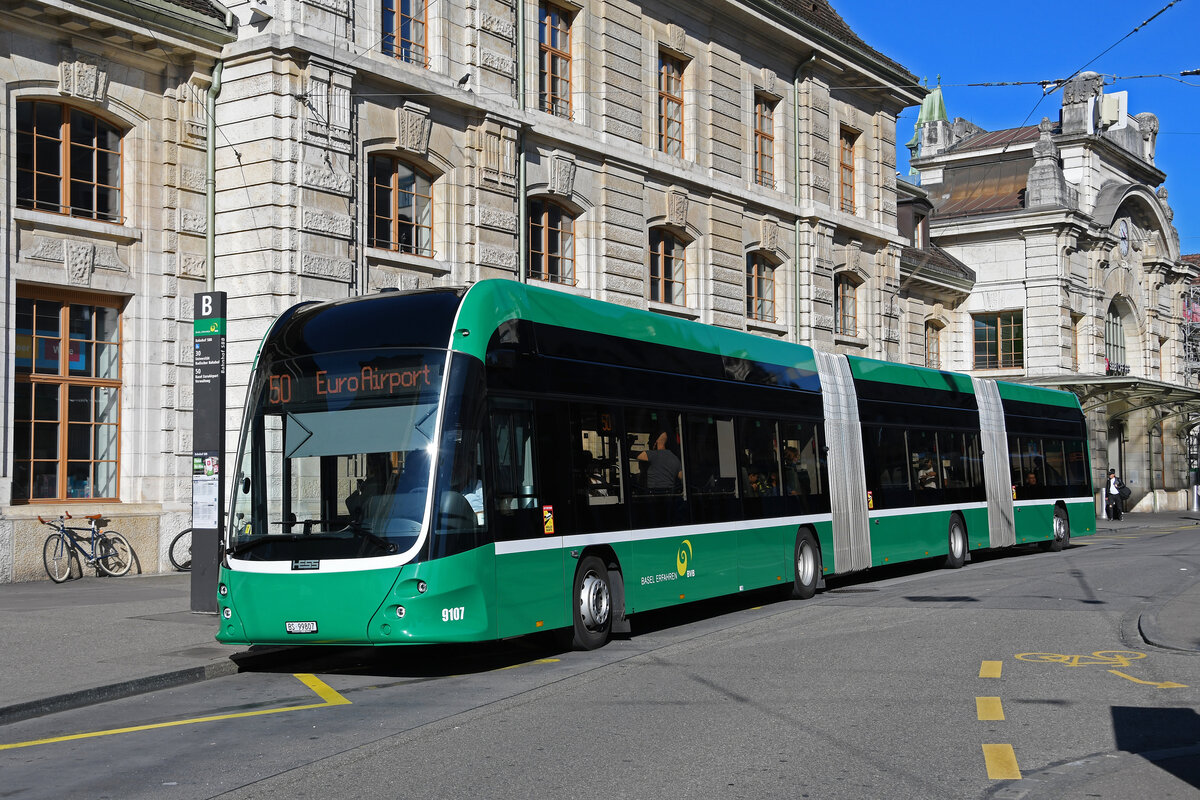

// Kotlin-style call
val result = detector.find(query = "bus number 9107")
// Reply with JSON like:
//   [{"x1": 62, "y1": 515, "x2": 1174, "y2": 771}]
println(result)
[{"x1": 442, "y1": 607, "x2": 465, "y2": 623}]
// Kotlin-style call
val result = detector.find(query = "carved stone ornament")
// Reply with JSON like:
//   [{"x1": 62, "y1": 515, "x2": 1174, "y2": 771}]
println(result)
[
  {"x1": 759, "y1": 68, "x2": 777, "y2": 97},
  {"x1": 60, "y1": 53, "x2": 109, "y2": 103},
  {"x1": 549, "y1": 155, "x2": 576, "y2": 197},
  {"x1": 666, "y1": 190, "x2": 688, "y2": 228},
  {"x1": 66, "y1": 241, "x2": 95, "y2": 286},
  {"x1": 666, "y1": 23, "x2": 686, "y2": 53},
  {"x1": 397, "y1": 103, "x2": 433, "y2": 155},
  {"x1": 1062, "y1": 71, "x2": 1103, "y2": 104},
  {"x1": 759, "y1": 219, "x2": 778, "y2": 251}
]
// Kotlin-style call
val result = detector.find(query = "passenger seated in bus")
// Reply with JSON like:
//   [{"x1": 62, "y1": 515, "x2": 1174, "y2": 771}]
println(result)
[
  {"x1": 637, "y1": 431, "x2": 682, "y2": 494},
  {"x1": 917, "y1": 458, "x2": 938, "y2": 489},
  {"x1": 1025, "y1": 471, "x2": 1038, "y2": 487}
]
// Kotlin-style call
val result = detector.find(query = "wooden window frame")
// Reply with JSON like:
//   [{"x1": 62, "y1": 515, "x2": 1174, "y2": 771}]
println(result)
[
  {"x1": 834, "y1": 274, "x2": 858, "y2": 336},
  {"x1": 382, "y1": 0, "x2": 428, "y2": 66},
  {"x1": 649, "y1": 229, "x2": 686, "y2": 305},
  {"x1": 974, "y1": 311, "x2": 1024, "y2": 369},
  {"x1": 13, "y1": 288, "x2": 122, "y2": 503},
  {"x1": 16, "y1": 99, "x2": 123, "y2": 223},
  {"x1": 368, "y1": 155, "x2": 434, "y2": 257},
  {"x1": 658, "y1": 54, "x2": 684, "y2": 157},
  {"x1": 538, "y1": 2, "x2": 572, "y2": 118},
  {"x1": 839, "y1": 128, "x2": 857, "y2": 214},
  {"x1": 746, "y1": 253, "x2": 775, "y2": 322},
  {"x1": 528, "y1": 197, "x2": 576, "y2": 285},
  {"x1": 925, "y1": 322, "x2": 941, "y2": 369},
  {"x1": 753, "y1": 96, "x2": 775, "y2": 188}
]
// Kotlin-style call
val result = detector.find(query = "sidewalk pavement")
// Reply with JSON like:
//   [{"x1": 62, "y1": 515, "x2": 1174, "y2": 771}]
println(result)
[{"x1": 0, "y1": 512, "x2": 1197, "y2": 727}]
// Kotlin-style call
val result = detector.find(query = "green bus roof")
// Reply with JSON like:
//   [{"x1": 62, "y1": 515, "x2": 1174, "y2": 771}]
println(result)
[
  {"x1": 845, "y1": 356, "x2": 977, "y2": 394},
  {"x1": 996, "y1": 379, "x2": 1083, "y2": 409},
  {"x1": 452, "y1": 279, "x2": 819, "y2": 373}
]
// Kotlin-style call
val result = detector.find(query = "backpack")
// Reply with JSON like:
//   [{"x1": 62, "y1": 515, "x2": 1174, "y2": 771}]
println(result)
[{"x1": 1118, "y1": 482, "x2": 1131, "y2": 500}]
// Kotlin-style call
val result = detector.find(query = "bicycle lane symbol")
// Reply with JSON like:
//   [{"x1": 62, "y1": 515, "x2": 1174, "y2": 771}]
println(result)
[{"x1": 1016, "y1": 651, "x2": 1189, "y2": 689}]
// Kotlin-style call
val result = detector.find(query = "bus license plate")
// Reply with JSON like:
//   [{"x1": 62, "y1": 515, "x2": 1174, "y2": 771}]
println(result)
[{"x1": 285, "y1": 621, "x2": 318, "y2": 634}]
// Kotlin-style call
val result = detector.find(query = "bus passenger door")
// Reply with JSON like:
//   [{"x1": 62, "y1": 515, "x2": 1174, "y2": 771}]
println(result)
[{"x1": 490, "y1": 398, "x2": 566, "y2": 637}]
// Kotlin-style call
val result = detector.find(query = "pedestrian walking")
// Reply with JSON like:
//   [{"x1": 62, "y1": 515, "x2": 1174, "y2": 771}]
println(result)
[{"x1": 1105, "y1": 468, "x2": 1126, "y2": 520}]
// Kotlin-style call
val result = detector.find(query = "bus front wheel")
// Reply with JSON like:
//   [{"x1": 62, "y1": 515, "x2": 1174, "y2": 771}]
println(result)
[
  {"x1": 792, "y1": 531, "x2": 820, "y2": 600},
  {"x1": 944, "y1": 515, "x2": 967, "y2": 569},
  {"x1": 571, "y1": 555, "x2": 612, "y2": 650}
]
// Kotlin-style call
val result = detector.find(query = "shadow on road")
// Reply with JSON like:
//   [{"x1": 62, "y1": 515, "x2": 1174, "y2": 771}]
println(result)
[{"x1": 1113, "y1": 706, "x2": 1200, "y2": 789}]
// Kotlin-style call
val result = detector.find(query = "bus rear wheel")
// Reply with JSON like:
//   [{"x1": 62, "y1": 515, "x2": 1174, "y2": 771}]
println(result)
[
  {"x1": 792, "y1": 531, "x2": 820, "y2": 600},
  {"x1": 944, "y1": 515, "x2": 967, "y2": 569},
  {"x1": 1042, "y1": 507, "x2": 1070, "y2": 552},
  {"x1": 570, "y1": 555, "x2": 612, "y2": 650}
]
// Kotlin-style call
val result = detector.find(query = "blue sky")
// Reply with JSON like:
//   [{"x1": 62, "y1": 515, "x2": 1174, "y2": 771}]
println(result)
[{"x1": 838, "y1": 0, "x2": 1199, "y2": 256}]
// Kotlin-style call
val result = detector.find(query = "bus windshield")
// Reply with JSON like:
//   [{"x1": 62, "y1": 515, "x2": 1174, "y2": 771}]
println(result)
[{"x1": 227, "y1": 348, "x2": 445, "y2": 562}]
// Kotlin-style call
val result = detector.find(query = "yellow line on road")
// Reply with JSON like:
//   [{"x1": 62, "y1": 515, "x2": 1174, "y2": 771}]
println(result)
[
  {"x1": 0, "y1": 674, "x2": 349, "y2": 752},
  {"x1": 982, "y1": 743, "x2": 1022, "y2": 779},
  {"x1": 1108, "y1": 669, "x2": 1189, "y2": 689},
  {"x1": 976, "y1": 697, "x2": 1005, "y2": 720},
  {"x1": 979, "y1": 660, "x2": 1003, "y2": 678}
]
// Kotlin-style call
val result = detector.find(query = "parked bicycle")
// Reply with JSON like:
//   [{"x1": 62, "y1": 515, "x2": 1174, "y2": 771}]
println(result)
[
  {"x1": 39, "y1": 512, "x2": 133, "y2": 582},
  {"x1": 169, "y1": 528, "x2": 192, "y2": 571}
]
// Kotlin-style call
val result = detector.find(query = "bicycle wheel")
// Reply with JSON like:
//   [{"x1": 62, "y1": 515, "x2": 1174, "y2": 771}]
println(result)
[
  {"x1": 169, "y1": 528, "x2": 192, "y2": 571},
  {"x1": 96, "y1": 531, "x2": 133, "y2": 577},
  {"x1": 43, "y1": 532, "x2": 79, "y2": 583}
]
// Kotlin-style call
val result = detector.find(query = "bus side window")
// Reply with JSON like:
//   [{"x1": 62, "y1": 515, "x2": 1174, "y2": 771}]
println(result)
[
  {"x1": 1064, "y1": 439, "x2": 1088, "y2": 486},
  {"x1": 1042, "y1": 439, "x2": 1067, "y2": 486},
  {"x1": 490, "y1": 399, "x2": 540, "y2": 540},
  {"x1": 780, "y1": 420, "x2": 825, "y2": 514},
  {"x1": 909, "y1": 429, "x2": 940, "y2": 491},
  {"x1": 626, "y1": 408, "x2": 687, "y2": 528},
  {"x1": 683, "y1": 413, "x2": 740, "y2": 523}
]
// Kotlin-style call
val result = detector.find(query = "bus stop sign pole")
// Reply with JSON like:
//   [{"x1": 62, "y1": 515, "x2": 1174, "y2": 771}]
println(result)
[{"x1": 191, "y1": 292, "x2": 226, "y2": 613}]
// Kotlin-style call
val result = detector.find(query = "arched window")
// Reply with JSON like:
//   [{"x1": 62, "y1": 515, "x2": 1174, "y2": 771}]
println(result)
[
  {"x1": 834, "y1": 274, "x2": 858, "y2": 336},
  {"x1": 1105, "y1": 302, "x2": 1127, "y2": 375},
  {"x1": 746, "y1": 253, "x2": 775, "y2": 322},
  {"x1": 528, "y1": 197, "x2": 575, "y2": 285},
  {"x1": 369, "y1": 155, "x2": 433, "y2": 256},
  {"x1": 16, "y1": 100, "x2": 123, "y2": 223},
  {"x1": 649, "y1": 229, "x2": 686, "y2": 305}
]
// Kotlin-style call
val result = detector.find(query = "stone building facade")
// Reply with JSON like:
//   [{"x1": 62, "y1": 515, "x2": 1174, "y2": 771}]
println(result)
[
  {"x1": 909, "y1": 75, "x2": 1200, "y2": 511},
  {"x1": 0, "y1": 0, "x2": 925, "y2": 581},
  {"x1": 0, "y1": 0, "x2": 233, "y2": 580}
]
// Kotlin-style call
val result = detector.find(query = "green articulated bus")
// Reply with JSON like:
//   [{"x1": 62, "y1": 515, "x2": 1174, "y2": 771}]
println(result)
[{"x1": 216, "y1": 279, "x2": 1094, "y2": 650}]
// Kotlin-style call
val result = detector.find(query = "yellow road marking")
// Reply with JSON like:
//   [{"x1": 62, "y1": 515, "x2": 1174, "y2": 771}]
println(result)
[
  {"x1": 976, "y1": 697, "x2": 1005, "y2": 720},
  {"x1": 0, "y1": 673, "x2": 349, "y2": 752},
  {"x1": 494, "y1": 658, "x2": 560, "y2": 672},
  {"x1": 1108, "y1": 670, "x2": 1189, "y2": 689},
  {"x1": 982, "y1": 743, "x2": 1022, "y2": 779},
  {"x1": 979, "y1": 660, "x2": 1003, "y2": 678}
]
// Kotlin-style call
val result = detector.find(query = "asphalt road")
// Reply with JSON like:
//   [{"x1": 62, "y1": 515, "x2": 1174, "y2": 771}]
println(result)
[{"x1": 1, "y1": 522, "x2": 1197, "y2": 800}]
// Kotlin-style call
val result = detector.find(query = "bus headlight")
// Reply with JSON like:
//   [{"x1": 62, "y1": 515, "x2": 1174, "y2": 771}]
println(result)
[
  {"x1": 222, "y1": 607, "x2": 232, "y2": 619},
  {"x1": 417, "y1": 580, "x2": 427, "y2": 594},
  {"x1": 396, "y1": 606, "x2": 406, "y2": 619}
]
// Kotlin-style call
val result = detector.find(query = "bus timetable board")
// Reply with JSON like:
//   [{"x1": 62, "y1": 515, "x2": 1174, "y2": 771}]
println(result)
[{"x1": 216, "y1": 280, "x2": 1093, "y2": 651}]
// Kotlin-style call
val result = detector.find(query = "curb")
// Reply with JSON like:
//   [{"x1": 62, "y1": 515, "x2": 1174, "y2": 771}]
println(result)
[{"x1": 0, "y1": 660, "x2": 239, "y2": 726}]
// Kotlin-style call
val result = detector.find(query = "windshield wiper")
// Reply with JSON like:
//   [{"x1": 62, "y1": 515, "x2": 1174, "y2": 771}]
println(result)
[
  {"x1": 227, "y1": 536, "x2": 285, "y2": 558},
  {"x1": 344, "y1": 519, "x2": 399, "y2": 555}
]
